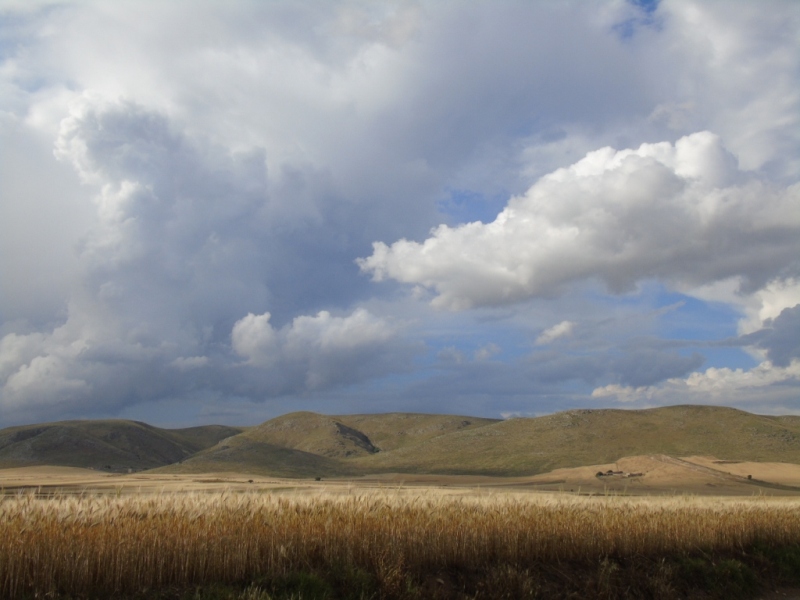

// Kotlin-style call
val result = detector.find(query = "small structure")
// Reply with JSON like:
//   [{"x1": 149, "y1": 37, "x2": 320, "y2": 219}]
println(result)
[{"x1": 596, "y1": 470, "x2": 643, "y2": 478}]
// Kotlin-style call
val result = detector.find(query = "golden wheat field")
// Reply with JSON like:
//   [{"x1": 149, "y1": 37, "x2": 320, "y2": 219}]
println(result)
[{"x1": 3, "y1": 487, "x2": 800, "y2": 599}]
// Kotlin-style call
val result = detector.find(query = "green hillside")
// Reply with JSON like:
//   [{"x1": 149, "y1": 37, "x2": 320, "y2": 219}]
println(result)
[
  {"x1": 156, "y1": 412, "x2": 494, "y2": 477},
  {"x1": 163, "y1": 436, "x2": 350, "y2": 478},
  {"x1": 350, "y1": 405, "x2": 800, "y2": 476},
  {"x1": 336, "y1": 412, "x2": 498, "y2": 452},
  {"x1": 5, "y1": 406, "x2": 800, "y2": 478},
  {"x1": 0, "y1": 420, "x2": 244, "y2": 472},
  {"x1": 162, "y1": 406, "x2": 800, "y2": 478},
  {"x1": 242, "y1": 412, "x2": 380, "y2": 458}
]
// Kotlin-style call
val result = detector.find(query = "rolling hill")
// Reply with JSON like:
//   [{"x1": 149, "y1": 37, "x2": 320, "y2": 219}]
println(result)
[
  {"x1": 0, "y1": 420, "x2": 245, "y2": 472},
  {"x1": 160, "y1": 405, "x2": 800, "y2": 477},
  {"x1": 4, "y1": 405, "x2": 800, "y2": 478},
  {"x1": 346, "y1": 405, "x2": 800, "y2": 476},
  {"x1": 160, "y1": 412, "x2": 497, "y2": 477}
]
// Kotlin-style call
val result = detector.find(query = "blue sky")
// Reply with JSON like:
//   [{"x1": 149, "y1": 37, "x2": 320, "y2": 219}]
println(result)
[{"x1": 1, "y1": 0, "x2": 799, "y2": 427}]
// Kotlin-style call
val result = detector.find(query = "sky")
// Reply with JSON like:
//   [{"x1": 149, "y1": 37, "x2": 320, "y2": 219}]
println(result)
[{"x1": 1, "y1": 0, "x2": 799, "y2": 428}]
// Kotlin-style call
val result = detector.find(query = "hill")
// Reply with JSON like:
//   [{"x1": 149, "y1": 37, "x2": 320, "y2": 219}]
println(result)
[
  {"x1": 162, "y1": 412, "x2": 496, "y2": 477},
  {"x1": 5, "y1": 405, "x2": 800, "y2": 479},
  {"x1": 0, "y1": 420, "x2": 244, "y2": 472},
  {"x1": 160, "y1": 405, "x2": 800, "y2": 478},
  {"x1": 348, "y1": 405, "x2": 800, "y2": 476}
]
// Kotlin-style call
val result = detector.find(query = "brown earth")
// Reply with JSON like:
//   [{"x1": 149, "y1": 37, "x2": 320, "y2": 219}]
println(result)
[{"x1": 5, "y1": 454, "x2": 800, "y2": 496}]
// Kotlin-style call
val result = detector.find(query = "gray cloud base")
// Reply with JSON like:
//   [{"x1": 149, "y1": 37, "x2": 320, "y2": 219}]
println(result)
[{"x1": 0, "y1": 100, "x2": 418, "y2": 422}]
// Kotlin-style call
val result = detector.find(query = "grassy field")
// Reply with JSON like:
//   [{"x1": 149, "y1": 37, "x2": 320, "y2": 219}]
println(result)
[{"x1": 4, "y1": 487, "x2": 800, "y2": 599}]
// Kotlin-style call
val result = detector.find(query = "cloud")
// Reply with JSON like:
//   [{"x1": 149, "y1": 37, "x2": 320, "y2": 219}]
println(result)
[
  {"x1": 760, "y1": 305, "x2": 800, "y2": 367},
  {"x1": 661, "y1": 0, "x2": 800, "y2": 179},
  {"x1": 611, "y1": 349, "x2": 705, "y2": 388},
  {"x1": 1, "y1": 1, "x2": 799, "y2": 423},
  {"x1": 741, "y1": 304, "x2": 800, "y2": 367},
  {"x1": 0, "y1": 114, "x2": 90, "y2": 329},
  {"x1": 0, "y1": 319, "x2": 175, "y2": 417},
  {"x1": 0, "y1": 98, "x2": 418, "y2": 422},
  {"x1": 535, "y1": 321, "x2": 575, "y2": 345},
  {"x1": 474, "y1": 343, "x2": 500, "y2": 361},
  {"x1": 436, "y1": 347, "x2": 465, "y2": 365},
  {"x1": 0, "y1": 303, "x2": 414, "y2": 421},
  {"x1": 231, "y1": 308, "x2": 412, "y2": 392},
  {"x1": 170, "y1": 356, "x2": 209, "y2": 372},
  {"x1": 389, "y1": 335, "x2": 707, "y2": 419},
  {"x1": 592, "y1": 359, "x2": 800, "y2": 412},
  {"x1": 690, "y1": 278, "x2": 800, "y2": 367},
  {"x1": 524, "y1": 343, "x2": 703, "y2": 389},
  {"x1": 359, "y1": 132, "x2": 800, "y2": 309}
]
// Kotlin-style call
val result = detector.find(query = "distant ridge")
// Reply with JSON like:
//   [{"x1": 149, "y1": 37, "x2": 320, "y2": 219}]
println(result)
[
  {"x1": 0, "y1": 420, "x2": 245, "y2": 472},
  {"x1": 3, "y1": 406, "x2": 800, "y2": 478}
]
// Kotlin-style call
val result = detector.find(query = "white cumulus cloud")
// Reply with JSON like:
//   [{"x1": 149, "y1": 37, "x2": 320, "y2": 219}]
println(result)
[{"x1": 359, "y1": 132, "x2": 800, "y2": 310}]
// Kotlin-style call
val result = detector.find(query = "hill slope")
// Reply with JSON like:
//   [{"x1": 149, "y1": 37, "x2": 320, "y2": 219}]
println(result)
[
  {"x1": 6, "y1": 406, "x2": 800, "y2": 479},
  {"x1": 243, "y1": 412, "x2": 380, "y2": 458},
  {"x1": 163, "y1": 406, "x2": 800, "y2": 478},
  {"x1": 350, "y1": 405, "x2": 800, "y2": 476},
  {"x1": 160, "y1": 412, "x2": 495, "y2": 477},
  {"x1": 336, "y1": 413, "x2": 498, "y2": 452},
  {"x1": 0, "y1": 420, "x2": 244, "y2": 472}
]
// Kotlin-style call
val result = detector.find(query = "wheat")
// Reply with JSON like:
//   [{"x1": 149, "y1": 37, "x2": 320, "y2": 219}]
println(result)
[{"x1": 1, "y1": 489, "x2": 799, "y2": 598}]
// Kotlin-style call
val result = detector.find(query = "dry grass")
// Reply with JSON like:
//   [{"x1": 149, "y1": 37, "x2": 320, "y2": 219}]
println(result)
[{"x1": 2, "y1": 489, "x2": 800, "y2": 598}]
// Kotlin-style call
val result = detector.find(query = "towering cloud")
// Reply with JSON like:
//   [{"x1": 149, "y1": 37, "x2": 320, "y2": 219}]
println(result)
[{"x1": 0, "y1": 99, "x2": 416, "y2": 422}]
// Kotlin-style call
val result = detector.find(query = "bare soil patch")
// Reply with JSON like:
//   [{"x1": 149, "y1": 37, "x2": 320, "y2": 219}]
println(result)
[{"x1": 684, "y1": 456, "x2": 800, "y2": 486}]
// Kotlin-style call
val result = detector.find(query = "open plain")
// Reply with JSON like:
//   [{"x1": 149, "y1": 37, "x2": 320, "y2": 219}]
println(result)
[{"x1": 4, "y1": 451, "x2": 800, "y2": 497}]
